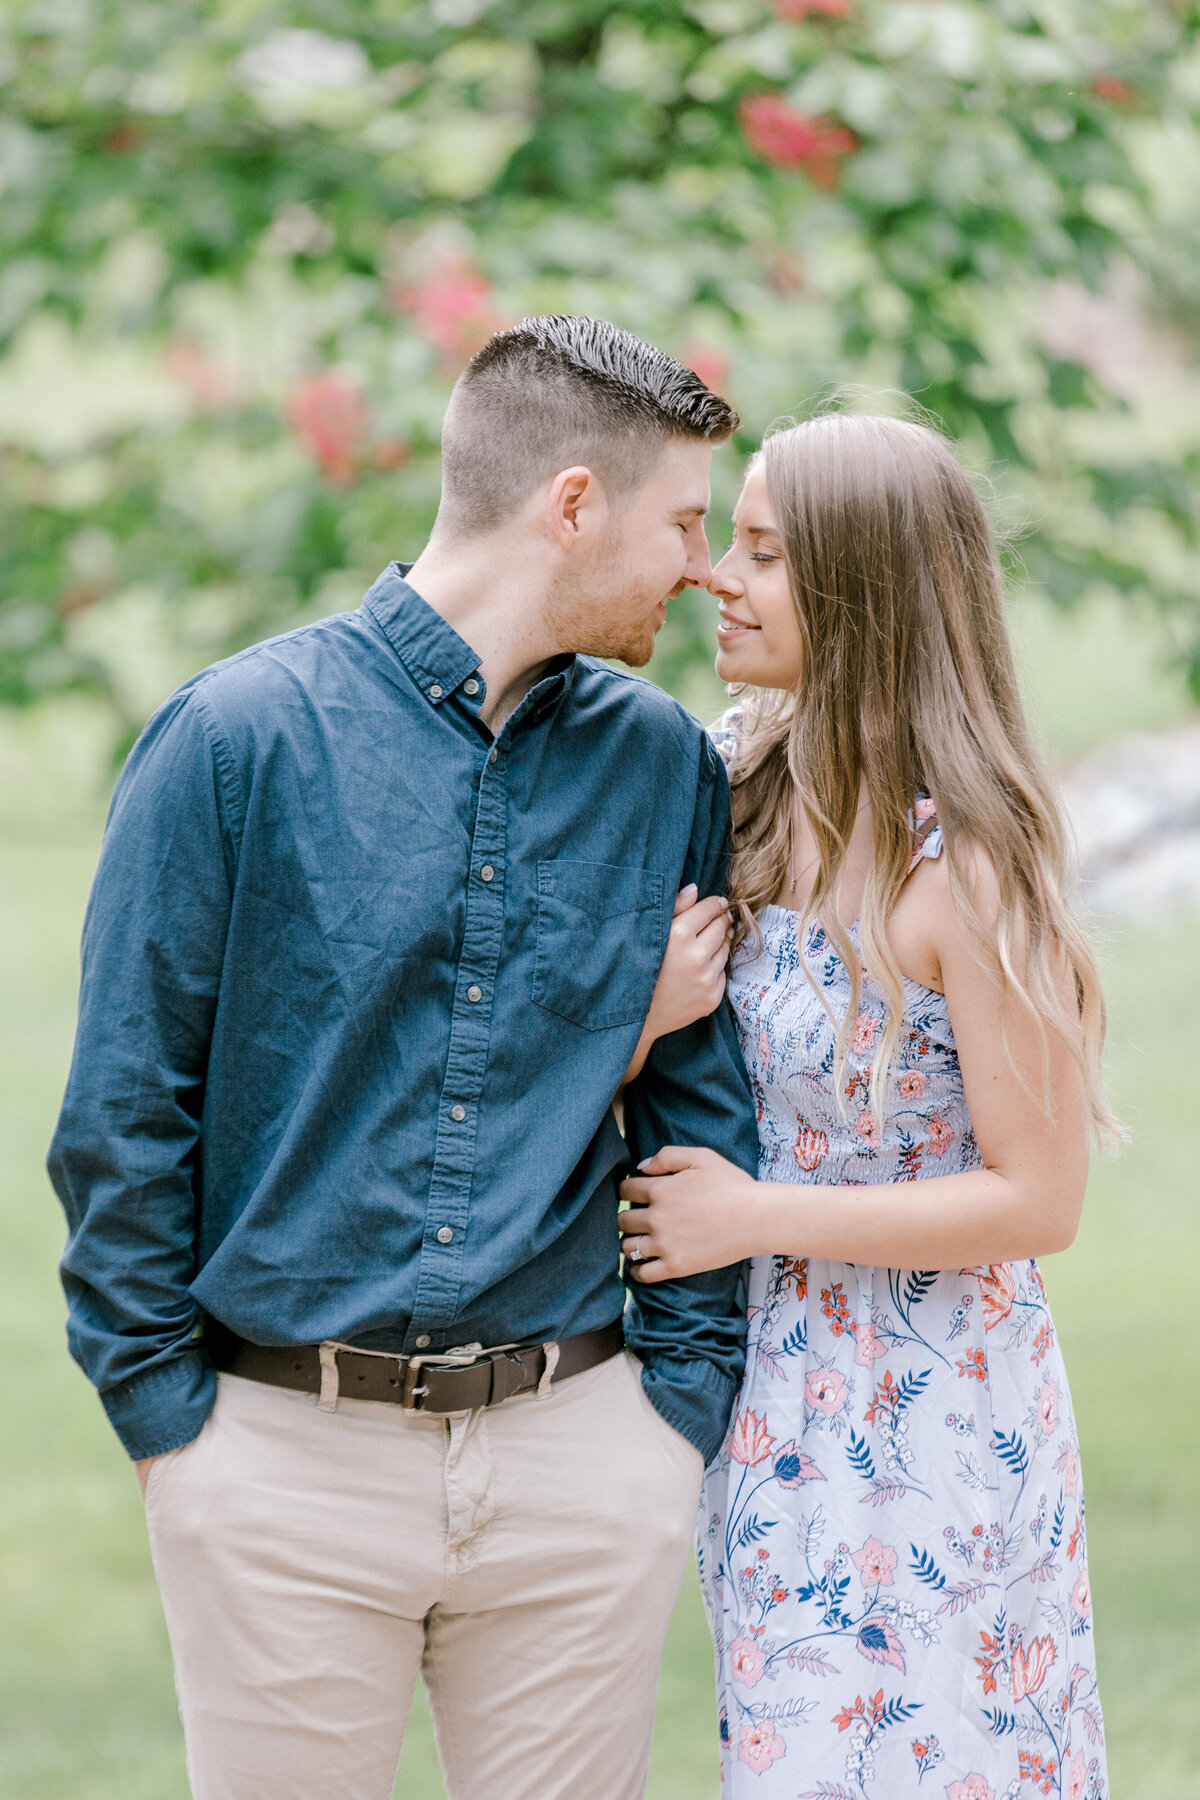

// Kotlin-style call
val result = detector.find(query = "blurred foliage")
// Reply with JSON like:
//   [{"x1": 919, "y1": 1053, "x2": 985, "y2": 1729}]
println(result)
[{"x1": 2, "y1": 0, "x2": 1200, "y2": 736}]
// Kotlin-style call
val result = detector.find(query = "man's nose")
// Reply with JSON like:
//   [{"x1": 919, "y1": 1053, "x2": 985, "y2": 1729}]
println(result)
[{"x1": 684, "y1": 524, "x2": 713, "y2": 589}]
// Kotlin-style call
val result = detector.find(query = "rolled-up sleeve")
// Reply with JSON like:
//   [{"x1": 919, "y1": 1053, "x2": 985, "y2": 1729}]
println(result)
[
  {"x1": 47, "y1": 686, "x2": 239, "y2": 1460},
  {"x1": 622, "y1": 735, "x2": 759, "y2": 1464}
]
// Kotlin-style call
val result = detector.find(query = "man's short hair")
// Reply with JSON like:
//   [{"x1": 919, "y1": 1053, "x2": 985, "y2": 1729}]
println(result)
[{"x1": 437, "y1": 315, "x2": 739, "y2": 536}]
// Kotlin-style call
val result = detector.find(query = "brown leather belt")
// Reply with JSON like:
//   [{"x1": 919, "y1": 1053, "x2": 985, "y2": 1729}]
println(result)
[{"x1": 206, "y1": 1318, "x2": 625, "y2": 1413}]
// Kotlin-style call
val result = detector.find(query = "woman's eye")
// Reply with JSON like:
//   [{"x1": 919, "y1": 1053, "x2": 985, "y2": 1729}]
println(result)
[{"x1": 750, "y1": 553, "x2": 778, "y2": 565}]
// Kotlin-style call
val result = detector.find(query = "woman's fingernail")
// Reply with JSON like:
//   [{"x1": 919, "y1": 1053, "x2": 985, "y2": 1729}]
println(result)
[{"x1": 637, "y1": 1159, "x2": 652, "y2": 1171}]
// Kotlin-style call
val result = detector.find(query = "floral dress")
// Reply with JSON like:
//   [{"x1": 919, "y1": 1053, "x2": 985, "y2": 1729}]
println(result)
[{"x1": 698, "y1": 748, "x2": 1106, "y2": 1800}]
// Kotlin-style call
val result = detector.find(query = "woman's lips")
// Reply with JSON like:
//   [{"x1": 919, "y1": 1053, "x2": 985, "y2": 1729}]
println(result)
[{"x1": 717, "y1": 615, "x2": 759, "y2": 638}]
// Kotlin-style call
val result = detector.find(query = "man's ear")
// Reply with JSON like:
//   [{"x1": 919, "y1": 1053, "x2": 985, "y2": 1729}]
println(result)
[{"x1": 546, "y1": 465, "x2": 603, "y2": 553}]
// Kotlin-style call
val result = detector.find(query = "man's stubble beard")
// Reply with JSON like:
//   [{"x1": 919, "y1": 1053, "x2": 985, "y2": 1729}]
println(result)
[{"x1": 545, "y1": 535, "x2": 666, "y2": 668}]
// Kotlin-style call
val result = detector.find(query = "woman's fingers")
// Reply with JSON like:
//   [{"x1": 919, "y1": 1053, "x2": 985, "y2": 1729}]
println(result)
[
  {"x1": 673, "y1": 893, "x2": 730, "y2": 942},
  {"x1": 672, "y1": 883, "x2": 699, "y2": 917}
]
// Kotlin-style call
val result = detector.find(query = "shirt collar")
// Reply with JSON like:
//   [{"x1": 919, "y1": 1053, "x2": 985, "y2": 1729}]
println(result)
[
  {"x1": 362, "y1": 561, "x2": 578, "y2": 720},
  {"x1": 361, "y1": 563, "x2": 482, "y2": 706}
]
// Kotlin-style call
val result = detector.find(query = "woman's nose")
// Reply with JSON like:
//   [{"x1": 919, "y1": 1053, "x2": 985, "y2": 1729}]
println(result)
[{"x1": 708, "y1": 550, "x2": 742, "y2": 598}]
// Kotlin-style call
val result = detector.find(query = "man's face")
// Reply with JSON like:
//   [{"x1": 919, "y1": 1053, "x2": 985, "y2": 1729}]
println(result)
[{"x1": 549, "y1": 438, "x2": 714, "y2": 667}]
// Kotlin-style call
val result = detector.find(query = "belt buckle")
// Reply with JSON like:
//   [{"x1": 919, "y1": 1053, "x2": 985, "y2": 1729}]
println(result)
[{"x1": 400, "y1": 1344, "x2": 484, "y2": 1411}]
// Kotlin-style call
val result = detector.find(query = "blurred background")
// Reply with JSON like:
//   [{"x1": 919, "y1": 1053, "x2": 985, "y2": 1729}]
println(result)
[{"x1": 2, "y1": 1, "x2": 1199, "y2": 1795}]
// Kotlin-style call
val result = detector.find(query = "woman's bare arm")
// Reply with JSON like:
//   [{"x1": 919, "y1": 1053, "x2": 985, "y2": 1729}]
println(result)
[
  {"x1": 617, "y1": 857, "x2": 1089, "y2": 1277},
  {"x1": 620, "y1": 886, "x2": 733, "y2": 1088}
]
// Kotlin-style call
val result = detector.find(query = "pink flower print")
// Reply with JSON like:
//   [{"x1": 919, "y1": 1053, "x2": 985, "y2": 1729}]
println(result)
[
  {"x1": 737, "y1": 1720, "x2": 786, "y2": 1773},
  {"x1": 757, "y1": 1027, "x2": 770, "y2": 1073},
  {"x1": 851, "y1": 1536, "x2": 898, "y2": 1588},
  {"x1": 737, "y1": 95, "x2": 858, "y2": 189},
  {"x1": 728, "y1": 1409, "x2": 776, "y2": 1465},
  {"x1": 1011, "y1": 1634, "x2": 1057, "y2": 1700},
  {"x1": 850, "y1": 1012, "x2": 878, "y2": 1057},
  {"x1": 1063, "y1": 1445, "x2": 1080, "y2": 1496},
  {"x1": 854, "y1": 1321, "x2": 886, "y2": 1367},
  {"x1": 946, "y1": 1779, "x2": 995, "y2": 1800},
  {"x1": 795, "y1": 1123, "x2": 829, "y2": 1171},
  {"x1": 925, "y1": 1114, "x2": 954, "y2": 1157},
  {"x1": 854, "y1": 1110, "x2": 881, "y2": 1148},
  {"x1": 1065, "y1": 1749, "x2": 1087, "y2": 1800},
  {"x1": 1070, "y1": 1570, "x2": 1091, "y2": 1620},
  {"x1": 913, "y1": 795, "x2": 937, "y2": 823},
  {"x1": 804, "y1": 1368, "x2": 849, "y2": 1416},
  {"x1": 729, "y1": 1636, "x2": 767, "y2": 1688},
  {"x1": 1037, "y1": 1381, "x2": 1059, "y2": 1434},
  {"x1": 977, "y1": 1263, "x2": 1017, "y2": 1331},
  {"x1": 899, "y1": 1069, "x2": 927, "y2": 1100}
]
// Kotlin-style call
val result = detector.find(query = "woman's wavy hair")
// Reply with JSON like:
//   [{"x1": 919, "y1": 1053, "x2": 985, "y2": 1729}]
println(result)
[{"x1": 724, "y1": 406, "x2": 1119, "y2": 1142}]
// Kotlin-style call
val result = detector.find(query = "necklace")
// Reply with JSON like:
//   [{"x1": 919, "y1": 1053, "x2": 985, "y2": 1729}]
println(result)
[{"x1": 788, "y1": 801, "x2": 870, "y2": 894}]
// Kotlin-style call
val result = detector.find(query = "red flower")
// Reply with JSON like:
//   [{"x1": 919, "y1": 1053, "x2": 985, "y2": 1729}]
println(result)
[
  {"x1": 392, "y1": 252, "x2": 504, "y2": 363},
  {"x1": 738, "y1": 94, "x2": 859, "y2": 189},
  {"x1": 286, "y1": 373, "x2": 369, "y2": 486},
  {"x1": 682, "y1": 344, "x2": 731, "y2": 394},
  {"x1": 728, "y1": 1408, "x2": 776, "y2": 1465},
  {"x1": 772, "y1": 0, "x2": 853, "y2": 14},
  {"x1": 1090, "y1": 74, "x2": 1137, "y2": 106},
  {"x1": 795, "y1": 1124, "x2": 829, "y2": 1172}
]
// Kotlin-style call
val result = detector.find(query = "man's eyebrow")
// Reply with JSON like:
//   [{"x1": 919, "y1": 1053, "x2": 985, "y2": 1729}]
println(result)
[{"x1": 671, "y1": 501, "x2": 710, "y2": 520}]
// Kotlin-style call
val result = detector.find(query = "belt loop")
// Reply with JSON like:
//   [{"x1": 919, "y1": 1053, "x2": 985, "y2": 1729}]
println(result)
[
  {"x1": 317, "y1": 1341, "x2": 340, "y2": 1412},
  {"x1": 537, "y1": 1341, "x2": 559, "y2": 1399}
]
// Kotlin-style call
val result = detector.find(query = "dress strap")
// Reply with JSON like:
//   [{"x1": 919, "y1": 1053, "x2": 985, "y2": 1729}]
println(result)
[{"x1": 907, "y1": 792, "x2": 943, "y2": 873}]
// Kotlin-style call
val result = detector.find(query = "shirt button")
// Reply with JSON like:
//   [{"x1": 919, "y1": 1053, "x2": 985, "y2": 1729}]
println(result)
[
  {"x1": 488, "y1": 748, "x2": 498, "y2": 764},
  {"x1": 480, "y1": 865, "x2": 494, "y2": 882},
  {"x1": 466, "y1": 984, "x2": 482, "y2": 1003},
  {"x1": 429, "y1": 684, "x2": 443, "y2": 700},
  {"x1": 450, "y1": 1104, "x2": 466, "y2": 1122},
  {"x1": 436, "y1": 1226, "x2": 454, "y2": 1245},
  {"x1": 415, "y1": 1334, "x2": 431, "y2": 1349},
  {"x1": 463, "y1": 677, "x2": 480, "y2": 696}
]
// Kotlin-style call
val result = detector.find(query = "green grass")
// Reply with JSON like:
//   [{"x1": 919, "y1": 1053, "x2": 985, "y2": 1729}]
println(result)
[{"x1": 2, "y1": 832, "x2": 1198, "y2": 1798}]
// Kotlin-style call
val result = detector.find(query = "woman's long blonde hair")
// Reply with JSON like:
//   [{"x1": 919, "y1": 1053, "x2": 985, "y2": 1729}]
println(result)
[{"x1": 725, "y1": 409, "x2": 1118, "y2": 1141}]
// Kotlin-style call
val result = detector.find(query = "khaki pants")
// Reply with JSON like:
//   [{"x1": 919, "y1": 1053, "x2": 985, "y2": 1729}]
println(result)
[{"x1": 144, "y1": 1351, "x2": 704, "y2": 1800}]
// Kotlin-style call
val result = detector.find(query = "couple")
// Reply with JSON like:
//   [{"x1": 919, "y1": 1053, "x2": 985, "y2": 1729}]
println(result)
[{"x1": 50, "y1": 316, "x2": 1109, "y2": 1800}]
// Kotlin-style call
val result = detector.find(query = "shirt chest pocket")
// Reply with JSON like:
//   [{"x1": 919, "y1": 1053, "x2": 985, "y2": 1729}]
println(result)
[{"x1": 532, "y1": 860, "x2": 665, "y2": 1031}]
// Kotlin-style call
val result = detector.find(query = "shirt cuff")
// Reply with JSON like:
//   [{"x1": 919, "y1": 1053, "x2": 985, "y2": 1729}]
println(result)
[
  {"x1": 636, "y1": 1351, "x2": 739, "y2": 1466},
  {"x1": 100, "y1": 1346, "x2": 217, "y2": 1461}
]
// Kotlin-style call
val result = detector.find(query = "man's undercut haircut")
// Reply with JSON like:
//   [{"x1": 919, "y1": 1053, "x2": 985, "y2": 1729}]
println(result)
[{"x1": 438, "y1": 315, "x2": 739, "y2": 536}]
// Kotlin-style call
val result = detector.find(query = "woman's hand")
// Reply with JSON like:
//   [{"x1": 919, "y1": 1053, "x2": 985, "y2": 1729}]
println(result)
[
  {"x1": 618, "y1": 1146, "x2": 768, "y2": 1281},
  {"x1": 620, "y1": 886, "x2": 733, "y2": 1087}
]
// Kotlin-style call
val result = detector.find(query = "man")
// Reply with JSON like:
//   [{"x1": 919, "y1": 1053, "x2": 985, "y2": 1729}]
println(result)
[{"x1": 48, "y1": 315, "x2": 759, "y2": 1800}]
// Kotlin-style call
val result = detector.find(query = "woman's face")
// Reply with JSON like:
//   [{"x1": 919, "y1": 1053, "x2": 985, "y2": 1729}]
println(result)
[{"x1": 710, "y1": 461, "x2": 804, "y2": 690}]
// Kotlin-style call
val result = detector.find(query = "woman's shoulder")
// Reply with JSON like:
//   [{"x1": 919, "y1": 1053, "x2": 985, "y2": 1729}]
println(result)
[{"x1": 707, "y1": 703, "x2": 745, "y2": 770}]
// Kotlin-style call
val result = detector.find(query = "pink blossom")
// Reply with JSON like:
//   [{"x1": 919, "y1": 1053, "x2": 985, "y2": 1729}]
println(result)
[
  {"x1": 738, "y1": 94, "x2": 859, "y2": 189},
  {"x1": 771, "y1": 0, "x2": 853, "y2": 16},
  {"x1": 392, "y1": 253, "x2": 504, "y2": 362},
  {"x1": 925, "y1": 1115, "x2": 955, "y2": 1157},
  {"x1": 728, "y1": 1409, "x2": 776, "y2": 1465},
  {"x1": 855, "y1": 1110, "x2": 881, "y2": 1148},
  {"x1": 850, "y1": 1012, "x2": 878, "y2": 1057},
  {"x1": 851, "y1": 1536, "x2": 898, "y2": 1587},
  {"x1": 1037, "y1": 1382, "x2": 1059, "y2": 1435},
  {"x1": 1064, "y1": 1447, "x2": 1080, "y2": 1496},
  {"x1": 1065, "y1": 1748, "x2": 1087, "y2": 1800},
  {"x1": 978, "y1": 1263, "x2": 1017, "y2": 1330},
  {"x1": 1070, "y1": 1570, "x2": 1091, "y2": 1619},
  {"x1": 804, "y1": 1368, "x2": 849, "y2": 1415},
  {"x1": 946, "y1": 1778, "x2": 995, "y2": 1800},
  {"x1": 899, "y1": 1069, "x2": 927, "y2": 1100},
  {"x1": 286, "y1": 373, "x2": 368, "y2": 486},
  {"x1": 682, "y1": 343, "x2": 731, "y2": 394},
  {"x1": 854, "y1": 1321, "x2": 886, "y2": 1367},
  {"x1": 729, "y1": 1637, "x2": 767, "y2": 1687},
  {"x1": 737, "y1": 1721, "x2": 786, "y2": 1773}
]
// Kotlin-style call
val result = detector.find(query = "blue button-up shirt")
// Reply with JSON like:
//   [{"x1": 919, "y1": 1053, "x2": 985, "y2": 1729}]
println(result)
[{"x1": 48, "y1": 566, "x2": 758, "y2": 1463}]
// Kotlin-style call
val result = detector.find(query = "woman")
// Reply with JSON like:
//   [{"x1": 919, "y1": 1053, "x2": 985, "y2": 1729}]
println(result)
[{"x1": 620, "y1": 413, "x2": 1111, "y2": 1799}]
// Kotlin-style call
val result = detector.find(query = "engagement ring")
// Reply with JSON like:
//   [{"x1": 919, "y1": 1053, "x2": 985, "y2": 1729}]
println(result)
[{"x1": 627, "y1": 1238, "x2": 645, "y2": 1263}]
